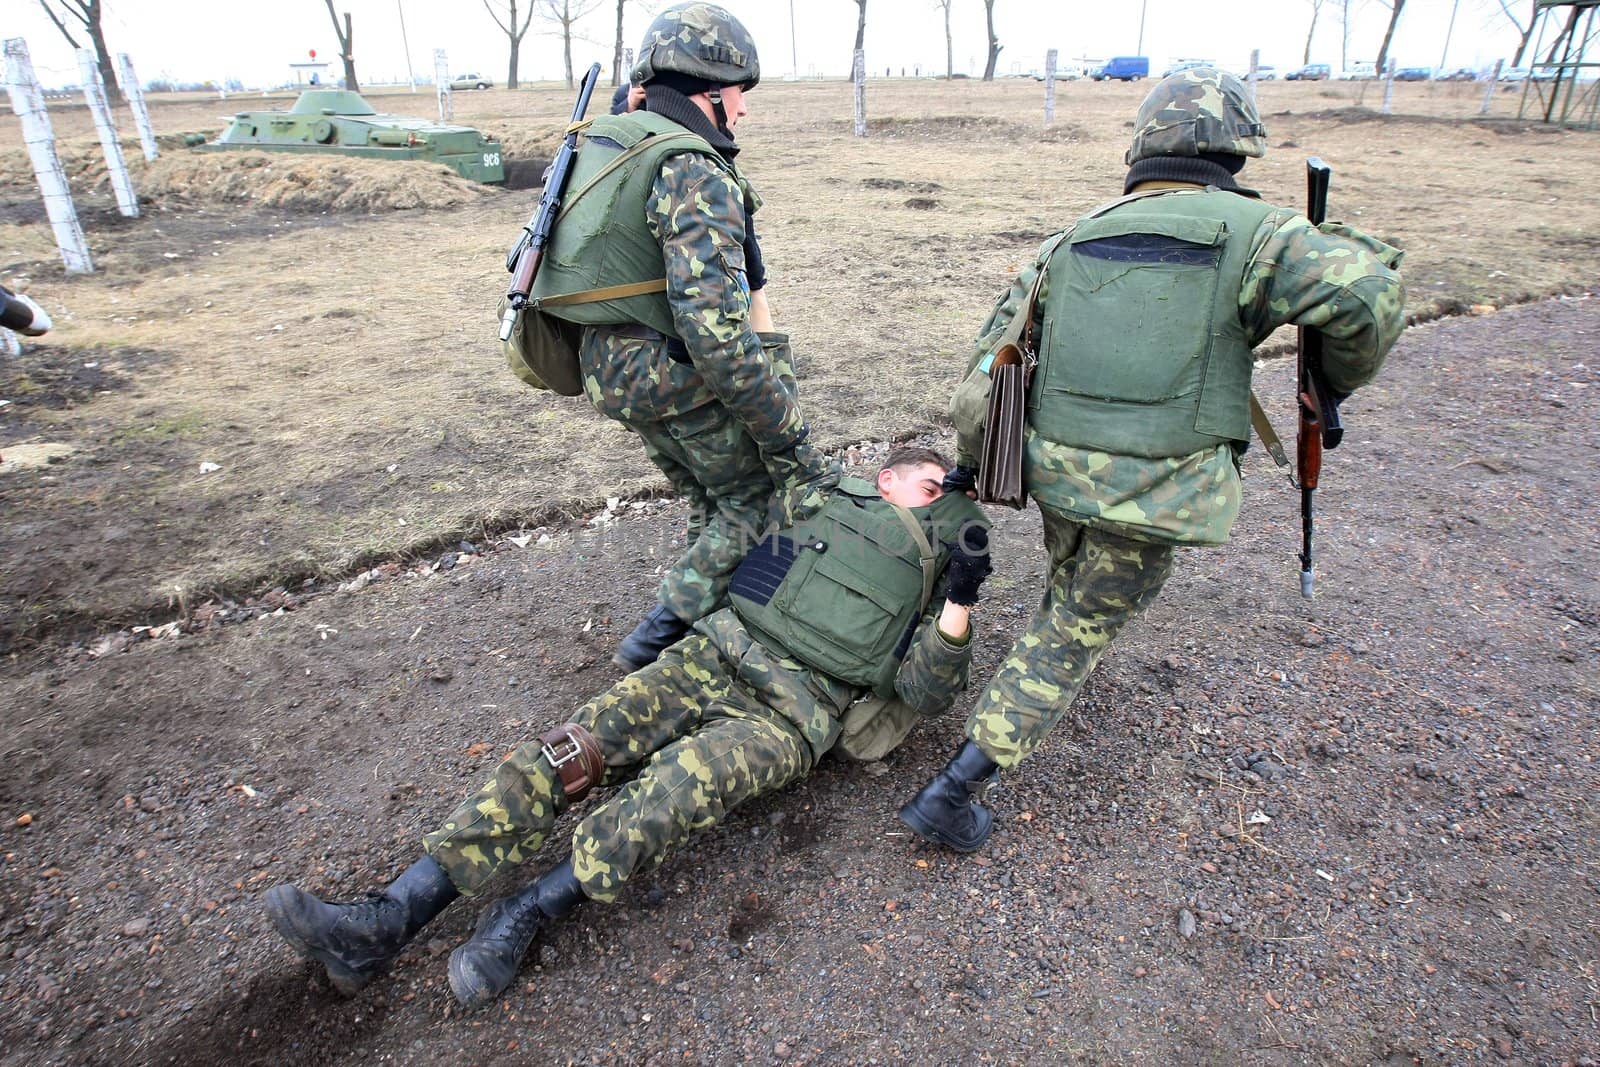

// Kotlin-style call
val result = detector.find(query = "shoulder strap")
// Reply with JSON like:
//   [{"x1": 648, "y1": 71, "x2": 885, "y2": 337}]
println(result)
[
  {"x1": 889, "y1": 504, "x2": 938, "y2": 611},
  {"x1": 535, "y1": 277, "x2": 668, "y2": 307},
  {"x1": 555, "y1": 129, "x2": 707, "y2": 225}
]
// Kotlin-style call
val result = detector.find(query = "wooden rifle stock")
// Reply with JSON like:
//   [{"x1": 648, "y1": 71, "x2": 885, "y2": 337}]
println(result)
[{"x1": 497, "y1": 63, "x2": 602, "y2": 342}]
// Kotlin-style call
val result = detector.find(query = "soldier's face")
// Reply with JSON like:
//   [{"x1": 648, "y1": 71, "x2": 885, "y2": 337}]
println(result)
[
  {"x1": 697, "y1": 85, "x2": 749, "y2": 130},
  {"x1": 877, "y1": 463, "x2": 947, "y2": 509}
]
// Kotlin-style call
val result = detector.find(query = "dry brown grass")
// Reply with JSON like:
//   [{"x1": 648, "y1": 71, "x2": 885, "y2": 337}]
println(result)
[{"x1": 0, "y1": 77, "x2": 1596, "y2": 630}]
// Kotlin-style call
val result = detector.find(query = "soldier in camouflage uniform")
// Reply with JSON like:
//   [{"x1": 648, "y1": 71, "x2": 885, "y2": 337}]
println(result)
[
  {"x1": 265, "y1": 448, "x2": 994, "y2": 1009},
  {"x1": 900, "y1": 68, "x2": 1405, "y2": 853},
  {"x1": 538, "y1": 2, "x2": 832, "y2": 671}
]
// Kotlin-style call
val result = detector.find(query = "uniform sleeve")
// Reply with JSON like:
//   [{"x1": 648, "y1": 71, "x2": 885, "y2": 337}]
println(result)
[
  {"x1": 1240, "y1": 213, "x2": 1406, "y2": 395},
  {"x1": 647, "y1": 155, "x2": 807, "y2": 454},
  {"x1": 891, "y1": 610, "x2": 973, "y2": 716},
  {"x1": 743, "y1": 211, "x2": 768, "y2": 292}
]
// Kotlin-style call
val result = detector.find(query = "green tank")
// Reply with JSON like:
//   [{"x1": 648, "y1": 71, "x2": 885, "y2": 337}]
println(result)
[{"x1": 200, "y1": 90, "x2": 505, "y2": 184}]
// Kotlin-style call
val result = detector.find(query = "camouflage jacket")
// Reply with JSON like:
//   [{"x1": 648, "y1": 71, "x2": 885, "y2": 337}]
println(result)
[
  {"x1": 578, "y1": 147, "x2": 807, "y2": 457},
  {"x1": 694, "y1": 605, "x2": 972, "y2": 759},
  {"x1": 965, "y1": 188, "x2": 1405, "y2": 545}
]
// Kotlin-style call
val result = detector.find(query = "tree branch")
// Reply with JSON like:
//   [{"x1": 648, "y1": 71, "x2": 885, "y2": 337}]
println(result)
[{"x1": 36, "y1": 0, "x2": 82, "y2": 47}]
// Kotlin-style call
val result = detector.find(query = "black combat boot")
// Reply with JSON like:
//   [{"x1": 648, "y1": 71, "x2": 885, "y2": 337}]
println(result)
[
  {"x1": 264, "y1": 855, "x2": 459, "y2": 995},
  {"x1": 612, "y1": 603, "x2": 691, "y2": 671},
  {"x1": 898, "y1": 741, "x2": 1002, "y2": 853},
  {"x1": 447, "y1": 859, "x2": 588, "y2": 1010}
]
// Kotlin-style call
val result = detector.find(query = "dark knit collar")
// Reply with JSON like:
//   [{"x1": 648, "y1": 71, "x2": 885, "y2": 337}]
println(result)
[
  {"x1": 1123, "y1": 156, "x2": 1259, "y2": 197},
  {"x1": 643, "y1": 84, "x2": 738, "y2": 160}
]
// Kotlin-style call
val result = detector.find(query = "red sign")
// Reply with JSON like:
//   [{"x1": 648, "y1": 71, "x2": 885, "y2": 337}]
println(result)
[{"x1": 309, "y1": 49, "x2": 317, "y2": 59}]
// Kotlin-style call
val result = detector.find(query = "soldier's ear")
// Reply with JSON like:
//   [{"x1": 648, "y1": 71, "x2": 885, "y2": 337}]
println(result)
[{"x1": 876, "y1": 467, "x2": 896, "y2": 497}]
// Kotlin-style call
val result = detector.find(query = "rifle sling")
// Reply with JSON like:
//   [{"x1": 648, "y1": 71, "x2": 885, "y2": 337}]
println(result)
[
  {"x1": 1248, "y1": 390, "x2": 1290, "y2": 470},
  {"x1": 888, "y1": 504, "x2": 939, "y2": 612}
]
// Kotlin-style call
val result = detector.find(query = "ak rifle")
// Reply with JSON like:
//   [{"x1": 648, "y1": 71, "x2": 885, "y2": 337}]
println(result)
[
  {"x1": 1295, "y1": 158, "x2": 1346, "y2": 600},
  {"x1": 497, "y1": 62, "x2": 602, "y2": 343}
]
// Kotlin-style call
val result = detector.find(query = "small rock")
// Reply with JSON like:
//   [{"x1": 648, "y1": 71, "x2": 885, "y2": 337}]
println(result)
[
  {"x1": 429, "y1": 668, "x2": 453, "y2": 683},
  {"x1": 425, "y1": 938, "x2": 451, "y2": 957},
  {"x1": 139, "y1": 795, "x2": 161, "y2": 813},
  {"x1": 774, "y1": 1043, "x2": 792, "y2": 1059},
  {"x1": 122, "y1": 917, "x2": 152, "y2": 938},
  {"x1": 1177, "y1": 909, "x2": 1197, "y2": 939},
  {"x1": 1299, "y1": 631, "x2": 1326, "y2": 648}
]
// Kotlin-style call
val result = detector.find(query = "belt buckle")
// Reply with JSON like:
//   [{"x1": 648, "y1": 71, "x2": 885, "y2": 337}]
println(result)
[{"x1": 542, "y1": 737, "x2": 582, "y2": 768}]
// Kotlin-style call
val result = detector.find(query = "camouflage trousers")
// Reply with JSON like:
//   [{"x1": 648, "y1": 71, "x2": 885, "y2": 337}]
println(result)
[
  {"x1": 967, "y1": 504, "x2": 1174, "y2": 768},
  {"x1": 422, "y1": 632, "x2": 814, "y2": 903}
]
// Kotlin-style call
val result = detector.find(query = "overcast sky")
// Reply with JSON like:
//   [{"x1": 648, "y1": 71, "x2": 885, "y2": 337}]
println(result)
[{"x1": 6, "y1": 0, "x2": 1540, "y2": 91}]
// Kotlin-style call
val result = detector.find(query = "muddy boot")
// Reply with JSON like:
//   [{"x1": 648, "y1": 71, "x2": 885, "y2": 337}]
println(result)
[
  {"x1": 612, "y1": 603, "x2": 691, "y2": 671},
  {"x1": 898, "y1": 741, "x2": 1001, "y2": 853},
  {"x1": 448, "y1": 859, "x2": 587, "y2": 1010},
  {"x1": 264, "y1": 855, "x2": 458, "y2": 995}
]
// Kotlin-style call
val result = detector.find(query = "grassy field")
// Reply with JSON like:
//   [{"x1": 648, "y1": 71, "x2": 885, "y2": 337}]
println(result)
[{"x1": 1, "y1": 75, "x2": 1596, "y2": 645}]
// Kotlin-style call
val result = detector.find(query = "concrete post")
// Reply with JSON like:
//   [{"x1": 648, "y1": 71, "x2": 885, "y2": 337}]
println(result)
[
  {"x1": 1382, "y1": 59, "x2": 1397, "y2": 115},
  {"x1": 116, "y1": 53, "x2": 159, "y2": 161},
  {"x1": 852, "y1": 49, "x2": 866, "y2": 137},
  {"x1": 434, "y1": 49, "x2": 452, "y2": 122},
  {"x1": 78, "y1": 48, "x2": 139, "y2": 218},
  {"x1": 1248, "y1": 48, "x2": 1261, "y2": 103},
  {"x1": 1480, "y1": 60, "x2": 1503, "y2": 116},
  {"x1": 4, "y1": 38, "x2": 93, "y2": 274},
  {"x1": 1044, "y1": 49, "x2": 1058, "y2": 125}
]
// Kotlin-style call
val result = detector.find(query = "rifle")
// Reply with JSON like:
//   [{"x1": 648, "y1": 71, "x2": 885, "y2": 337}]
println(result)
[
  {"x1": 1295, "y1": 158, "x2": 1345, "y2": 599},
  {"x1": 497, "y1": 62, "x2": 602, "y2": 343}
]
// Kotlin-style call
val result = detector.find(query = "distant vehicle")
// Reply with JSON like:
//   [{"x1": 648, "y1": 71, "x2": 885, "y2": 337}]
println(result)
[
  {"x1": 1500, "y1": 66, "x2": 1530, "y2": 82},
  {"x1": 1342, "y1": 61, "x2": 1377, "y2": 80},
  {"x1": 1394, "y1": 67, "x2": 1432, "y2": 81},
  {"x1": 1286, "y1": 63, "x2": 1331, "y2": 81},
  {"x1": 1441, "y1": 67, "x2": 1479, "y2": 81},
  {"x1": 1237, "y1": 64, "x2": 1278, "y2": 80},
  {"x1": 1162, "y1": 59, "x2": 1214, "y2": 77},
  {"x1": 1092, "y1": 56, "x2": 1149, "y2": 81},
  {"x1": 450, "y1": 73, "x2": 493, "y2": 91}
]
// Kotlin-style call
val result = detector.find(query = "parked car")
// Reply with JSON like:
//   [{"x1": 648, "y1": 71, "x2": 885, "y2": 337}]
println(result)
[
  {"x1": 1092, "y1": 56, "x2": 1149, "y2": 81},
  {"x1": 1163, "y1": 59, "x2": 1214, "y2": 77},
  {"x1": 1250, "y1": 64, "x2": 1279, "y2": 80},
  {"x1": 450, "y1": 73, "x2": 493, "y2": 91},
  {"x1": 1285, "y1": 63, "x2": 1330, "y2": 81},
  {"x1": 1441, "y1": 67, "x2": 1479, "y2": 81},
  {"x1": 1394, "y1": 67, "x2": 1432, "y2": 81},
  {"x1": 1500, "y1": 67, "x2": 1530, "y2": 82},
  {"x1": 1342, "y1": 61, "x2": 1377, "y2": 80}
]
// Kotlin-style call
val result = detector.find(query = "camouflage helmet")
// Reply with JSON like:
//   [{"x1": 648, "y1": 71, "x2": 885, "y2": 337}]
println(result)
[
  {"x1": 632, "y1": 3, "x2": 760, "y2": 90},
  {"x1": 1125, "y1": 67, "x2": 1267, "y2": 165}
]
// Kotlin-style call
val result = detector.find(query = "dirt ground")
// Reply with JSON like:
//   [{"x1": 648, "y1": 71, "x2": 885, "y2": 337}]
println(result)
[{"x1": 1, "y1": 76, "x2": 1598, "y2": 1065}]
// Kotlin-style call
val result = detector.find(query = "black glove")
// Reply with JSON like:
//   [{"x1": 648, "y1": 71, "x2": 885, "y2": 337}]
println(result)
[
  {"x1": 942, "y1": 464, "x2": 978, "y2": 497},
  {"x1": 944, "y1": 523, "x2": 992, "y2": 607}
]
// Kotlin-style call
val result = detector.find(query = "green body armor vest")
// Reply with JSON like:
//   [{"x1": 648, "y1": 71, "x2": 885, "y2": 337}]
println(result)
[
  {"x1": 728, "y1": 479, "x2": 988, "y2": 699},
  {"x1": 530, "y1": 111, "x2": 751, "y2": 337},
  {"x1": 1028, "y1": 189, "x2": 1277, "y2": 458}
]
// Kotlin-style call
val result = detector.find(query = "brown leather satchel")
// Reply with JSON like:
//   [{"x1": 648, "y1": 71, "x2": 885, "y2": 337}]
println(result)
[{"x1": 976, "y1": 262, "x2": 1051, "y2": 509}]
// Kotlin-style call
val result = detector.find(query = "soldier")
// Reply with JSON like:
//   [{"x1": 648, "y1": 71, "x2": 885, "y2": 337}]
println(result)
[
  {"x1": 265, "y1": 447, "x2": 994, "y2": 1009},
  {"x1": 899, "y1": 68, "x2": 1406, "y2": 852},
  {"x1": 532, "y1": 2, "x2": 830, "y2": 671}
]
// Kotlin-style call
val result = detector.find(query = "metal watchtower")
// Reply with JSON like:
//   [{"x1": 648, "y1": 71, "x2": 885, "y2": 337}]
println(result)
[{"x1": 1519, "y1": 0, "x2": 1600, "y2": 129}]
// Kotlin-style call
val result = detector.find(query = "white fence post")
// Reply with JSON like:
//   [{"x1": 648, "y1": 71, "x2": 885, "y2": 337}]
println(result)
[
  {"x1": 1044, "y1": 49, "x2": 1058, "y2": 125},
  {"x1": 852, "y1": 49, "x2": 866, "y2": 137},
  {"x1": 434, "y1": 49, "x2": 452, "y2": 122},
  {"x1": 4, "y1": 38, "x2": 93, "y2": 274},
  {"x1": 1248, "y1": 48, "x2": 1261, "y2": 102},
  {"x1": 78, "y1": 48, "x2": 139, "y2": 218},
  {"x1": 1481, "y1": 59, "x2": 1504, "y2": 116},
  {"x1": 117, "y1": 53, "x2": 159, "y2": 161},
  {"x1": 1382, "y1": 59, "x2": 1397, "y2": 115}
]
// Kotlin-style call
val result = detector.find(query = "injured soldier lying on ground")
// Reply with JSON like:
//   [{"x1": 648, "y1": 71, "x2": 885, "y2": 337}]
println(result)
[{"x1": 264, "y1": 446, "x2": 993, "y2": 1009}]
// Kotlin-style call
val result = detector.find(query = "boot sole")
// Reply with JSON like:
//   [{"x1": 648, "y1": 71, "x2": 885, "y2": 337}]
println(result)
[
  {"x1": 897, "y1": 806, "x2": 991, "y2": 854},
  {"x1": 263, "y1": 884, "x2": 378, "y2": 997},
  {"x1": 448, "y1": 947, "x2": 512, "y2": 1010},
  {"x1": 610, "y1": 651, "x2": 648, "y2": 672}
]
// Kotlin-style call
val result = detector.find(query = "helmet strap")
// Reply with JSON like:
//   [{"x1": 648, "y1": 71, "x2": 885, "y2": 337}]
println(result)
[{"x1": 707, "y1": 88, "x2": 732, "y2": 137}]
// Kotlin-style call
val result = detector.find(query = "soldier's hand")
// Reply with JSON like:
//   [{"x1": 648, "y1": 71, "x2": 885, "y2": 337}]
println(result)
[
  {"x1": 942, "y1": 464, "x2": 978, "y2": 499},
  {"x1": 944, "y1": 523, "x2": 992, "y2": 607}
]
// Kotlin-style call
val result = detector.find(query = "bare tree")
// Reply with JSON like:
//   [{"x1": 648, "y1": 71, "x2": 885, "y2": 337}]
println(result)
[
  {"x1": 981, "y1": 0, "x2": 1002, "y2": 81},
  {"x1": 1493, "y1": 0, "x2": 1538, "y2": 67},
  {"x1": 36, "y1": 0, "x2": 121, "y2": 105},
  {"x1": 933, "y1": 0, "x2": 954, "y2": 78},
  {"x1": 536, "y1": 0, "x2": 604, "y2": 89},
  {"x1": 1302, "y1": 0, "x2": 1328, "y2": 65},
  {"x1": 322, "y1": 1, "x2": 359, "y2": 92},
  {"x1": 483, "y1": 0, "x2": 537, "y2": 88},
  {"x1": 851, "y1": 0, "x2": 867, "y2": 68},
  {"x1": 1372, "y1": 0, "x2": 1407, "y2": 75}
]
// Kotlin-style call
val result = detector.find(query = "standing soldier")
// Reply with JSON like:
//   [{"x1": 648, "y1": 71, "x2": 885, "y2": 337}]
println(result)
[
  {"x1": 899, "y1": 68, "x2": 1406, "y2": 852},
  {"x1": 532, "y1": 2, "x2": 831, "y2": 670}
]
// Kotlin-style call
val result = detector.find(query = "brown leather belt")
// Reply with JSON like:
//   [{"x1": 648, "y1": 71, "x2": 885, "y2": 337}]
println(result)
[
  {"x1": 540, "y1": 723, "x2": 604, "y2": 804},
  {"x1": 592, "y1": 323, "x2": 691, "y2": 364}
]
